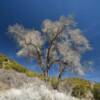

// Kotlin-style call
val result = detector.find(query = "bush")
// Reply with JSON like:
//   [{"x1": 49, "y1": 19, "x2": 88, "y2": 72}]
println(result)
[
  {"x1": 3, "y1": 62, "x2": 12, "y2": 70},
  {"x1": 72, "y1": 85, "x2": 89, "y2": 98},
  {"x1": 25, "y1": 71, "x2": 38, "y2": 77},
  {"x1": 58, "y1": 78, "x2": 92, "y2": 98},
  {"x1": 0, "y1": 54, "x2": 8, "y2": 66},
  {"x1": 11, "y1": 62, "x2": 27, "y2": 73},
  {"x1": 50, "y1": 77, "x2": 59, "y2": 89},
  {"x1": 92, "y1": 83, "x2": 100, "y2": 100}
]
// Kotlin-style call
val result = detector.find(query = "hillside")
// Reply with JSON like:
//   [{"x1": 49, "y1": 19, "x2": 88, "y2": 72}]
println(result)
[
  {"x1": 0, "y1": 54, "x2": 79, "y2": 100},
  {"x1": 0, "y1": 54, "x2": 42, "y2": 77},
  {"x1": 0, "y1": 54, "x2": 100, "y2": 100}
]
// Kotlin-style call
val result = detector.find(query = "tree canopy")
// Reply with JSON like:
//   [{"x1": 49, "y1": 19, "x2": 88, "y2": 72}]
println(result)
[{"x1": 8, "y1": 16, "x2": 92, "y2": 79}]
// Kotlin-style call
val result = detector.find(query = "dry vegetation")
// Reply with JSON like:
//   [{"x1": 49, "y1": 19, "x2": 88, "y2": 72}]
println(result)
[{"x1": 0, "y1": 54, "x2": 100, "y2": 100}]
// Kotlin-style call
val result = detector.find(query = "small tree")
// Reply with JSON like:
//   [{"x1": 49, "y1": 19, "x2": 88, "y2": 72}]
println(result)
[{"x1": 8, "y1": 16, "x2": 91, "y2": 79}]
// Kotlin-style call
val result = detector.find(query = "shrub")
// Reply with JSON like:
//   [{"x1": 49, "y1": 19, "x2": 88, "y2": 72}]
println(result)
[
  {"x1": 11, "y1": 62, "x2": 27, "y2": 73},
  {"x1": 0, "y1": 54, "x2": 8, "y2": 67},
  {"x1": 92, "y1": 83, "x2": 100, "y2": 100},
  {"x1": 3, "y1": 62, "x2": 12, "y2": 70},
  {"x1": 25, "y1": 71, "x2": 38, "y2": 77},
  {"x1": 72, "y1": 85, "x2": 89, "y2": 98},
  {"x1": 50, "y1": 77, "x2": 59, "y2": 89}
]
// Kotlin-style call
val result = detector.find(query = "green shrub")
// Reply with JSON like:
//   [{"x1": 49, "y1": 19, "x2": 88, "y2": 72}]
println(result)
[
  {"x1": 50, "y1": 77, "x2": 59, "y2": 89},
  {"x1": 3, "y1": 62, "x2": 12, "y2": 70},
  {"x1": 11, "y1": 62, "x2": 27, "y2": 73},
  {"x1": 25, "y1": 71, "x2": 38, "y2": 77},
  {"x1": 60, "y1": 78, "x2": 92, "y2": 98},
  {"x1": 72, "y1": 85, "x2": 89, "y2": 98},
  {"x1": 92, "y1": 83, "x2": 100, "y2": 100},
  {"x1": 0, "y1": 55, "x2": 8, "y2": 67}
]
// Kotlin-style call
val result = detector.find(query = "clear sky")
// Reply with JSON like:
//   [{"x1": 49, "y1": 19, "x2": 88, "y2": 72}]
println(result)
[{"x1": 0, "y1": 0, "x2": 100, "y2": 82}]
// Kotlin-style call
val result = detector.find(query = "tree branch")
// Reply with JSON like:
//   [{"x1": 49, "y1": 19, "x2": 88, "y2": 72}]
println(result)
[
  {"x1": 24, "y1": 39, "x2": 42, "y2": 65},
  {"x1": 49, "y1": 59, "x2": 69, "y2": 66},
  {"x1": 46, "y1": 28, "x2": 64, "y2": 69}
]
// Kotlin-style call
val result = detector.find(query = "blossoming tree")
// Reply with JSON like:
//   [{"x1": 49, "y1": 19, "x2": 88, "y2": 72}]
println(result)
[{"x1": 8, "y1": 16, "x2": 92, "y2": 79}]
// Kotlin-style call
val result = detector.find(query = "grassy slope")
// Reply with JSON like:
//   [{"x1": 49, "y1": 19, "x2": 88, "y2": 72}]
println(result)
[
  {"x1": 0, "y1": 54, "x2": 41, "y2": 78},
  {"x1": 0, "y1": 53, "x2": 100, "y2": 87},
  {"x1": 0, "y1": 54, "x2": 100, "y2": 99}
]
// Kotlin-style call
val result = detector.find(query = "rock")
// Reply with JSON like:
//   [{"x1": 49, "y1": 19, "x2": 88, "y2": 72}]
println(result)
[
  {"x1": 58, "y1": 80, "x2": 75, "y2": 95},
  {"x1": 0, "y1": 69, "x2": 52, "y2": 90},
  {"x1": 0, "y1": 83, "x2": 79, "y2": 100},
  {"x1": 0, "y1": 69, "x2": 80, "y2": 100},
  {"x1": 0, "y1": 81, "x2": 9, "y2": 91}
]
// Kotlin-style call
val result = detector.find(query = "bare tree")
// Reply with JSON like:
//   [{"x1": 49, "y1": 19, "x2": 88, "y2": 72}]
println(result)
[{"x1": 8, "y1": 16, "x2": 92, "y2": 79}]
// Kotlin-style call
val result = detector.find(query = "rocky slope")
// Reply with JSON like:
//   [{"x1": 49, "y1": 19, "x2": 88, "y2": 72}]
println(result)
[
  {"x1": 0, "y1": 54, "x2": 99, "y2": 100},
  {"x1": 0, "y1": 68, "x2": 79, "y2": 100},
  {"x1": 0, "y1": 54, "x2": 79, "y2": 100}
]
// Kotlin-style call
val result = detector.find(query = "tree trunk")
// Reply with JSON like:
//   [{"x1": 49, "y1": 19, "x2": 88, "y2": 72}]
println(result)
[
  {"x1": 44, "y1": 69, "x2": 49, "y2": 82},
  {"x1": 44, "y1": 69, "x2": 48, "y2": 77},
  {"x1": 58, "y1": 71, "x2": 63, "y2": 80},
  {"x1": 58, "y1": 66, "x2": 65, "y2": 80}
]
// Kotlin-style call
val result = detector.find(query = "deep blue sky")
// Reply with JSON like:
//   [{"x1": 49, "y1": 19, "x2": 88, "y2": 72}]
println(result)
[{"x1": 0, "y1": 0, "x2": 100, "y2": 82}]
